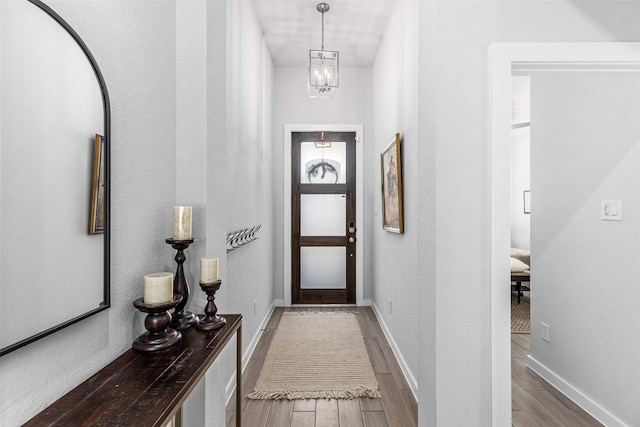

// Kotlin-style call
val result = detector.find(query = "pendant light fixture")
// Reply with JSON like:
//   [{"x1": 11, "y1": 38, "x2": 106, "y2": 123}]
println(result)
[{"x1": 308, "y1": 3, "x2": 339, "y2": 98}]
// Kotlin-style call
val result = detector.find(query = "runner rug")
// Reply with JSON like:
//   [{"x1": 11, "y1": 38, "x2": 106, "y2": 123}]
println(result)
[
  {"x1": 247, "y1": 311, "x2": 381, "y2": 400},
  {"x1": 512, "y1": 295, "x2": 530, "y2": 334}
]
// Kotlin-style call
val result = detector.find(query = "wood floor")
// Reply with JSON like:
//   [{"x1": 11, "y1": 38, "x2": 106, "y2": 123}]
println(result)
[
  {"x1": 226, "y1": 306, "x2": 417, "y2": 427},
  {"x1": 511, "y1": 333, "x2": 603, "y2": 427},
  {"x1": 225, "y1": 306, "x2": 602, "y2": 426}
]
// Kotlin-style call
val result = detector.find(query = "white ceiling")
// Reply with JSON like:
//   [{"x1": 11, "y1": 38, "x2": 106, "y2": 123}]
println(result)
[{"x1": 250, "y1": 0, "x2": 398, "y2": 67}]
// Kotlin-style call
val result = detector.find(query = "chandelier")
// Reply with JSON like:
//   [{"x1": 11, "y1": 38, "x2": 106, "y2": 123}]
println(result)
[{"x1": 308, "y1": 3, "x2": 339, "y2": 98}]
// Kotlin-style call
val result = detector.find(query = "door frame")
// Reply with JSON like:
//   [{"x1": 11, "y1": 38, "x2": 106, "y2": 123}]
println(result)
[
  {"x1": 490, "y1": 42, "x2": 640, "y2": 426},
  {"x1": 284, "y1": 124, "x2": 364, "y2": 306}
]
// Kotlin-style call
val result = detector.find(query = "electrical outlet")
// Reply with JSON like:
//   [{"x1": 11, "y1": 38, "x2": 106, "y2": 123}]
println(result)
[
  {"x1": 541, "y1": 322, "x2": 550, "y2": 342},
  {"x1": 388, "y1": 299, "x2": 392, "y2": 314},
  {"x1": 254, "y1": 300, "x2": 257, "y2": 316}
]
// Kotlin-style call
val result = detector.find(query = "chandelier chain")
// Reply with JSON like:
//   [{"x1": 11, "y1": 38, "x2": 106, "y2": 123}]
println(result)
[{"x1": 321, "y1": 10, "x2": 325, "y2": 50}]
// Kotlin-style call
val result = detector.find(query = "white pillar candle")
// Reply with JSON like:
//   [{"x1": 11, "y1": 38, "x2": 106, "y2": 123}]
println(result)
[
  {"x1": 173, "y1": 206, "x2": 192, "y2": 240},
  {"x1": 200, "y1": 258, "x2": 219, "y2": 283},
  {"x1": 143, "y1": 272, "x2": 174, "y2": 304}
]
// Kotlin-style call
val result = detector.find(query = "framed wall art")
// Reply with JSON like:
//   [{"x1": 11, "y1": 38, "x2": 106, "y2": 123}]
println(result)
[
  {"x1": 89, "y1": 134, "x2": 105, "y2": 234},
  {"x1": 381, "y1": 133, "x2": 404, "y2": 233}
]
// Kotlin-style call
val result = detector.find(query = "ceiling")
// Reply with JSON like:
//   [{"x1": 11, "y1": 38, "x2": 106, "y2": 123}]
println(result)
[{"x1": 250, "y1": 0, "x2": 398, "y2": 67}]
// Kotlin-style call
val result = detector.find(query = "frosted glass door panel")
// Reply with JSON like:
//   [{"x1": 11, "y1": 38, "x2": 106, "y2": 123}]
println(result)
[
  {"x1": 300, "y1": 194, "x2": 346, "y2": 236},
  {"x1": 300, "y1": 141, "x2": 346, "y2": 183},
  {"x1": 300, "y1": 247, "x2": 346, "y2": 289}
]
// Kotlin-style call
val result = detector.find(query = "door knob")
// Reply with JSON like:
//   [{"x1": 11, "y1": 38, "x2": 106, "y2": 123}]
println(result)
[{"x1": 348, "y1": 237, "x2": 356, "y2": 243}]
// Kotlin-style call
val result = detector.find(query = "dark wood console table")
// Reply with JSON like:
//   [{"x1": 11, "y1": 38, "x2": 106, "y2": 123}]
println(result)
[{"x1": 24, "y1": 314, "x2": 242, "y2": 427}]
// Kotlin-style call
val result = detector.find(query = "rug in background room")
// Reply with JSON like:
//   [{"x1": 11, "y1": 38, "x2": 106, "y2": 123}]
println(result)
[
  {"x1": 511, "y1": 295, "x2": 530, "y2": 334},
  {"x1": 246, "y1": 311, "x2": 381, "y2": 400}
]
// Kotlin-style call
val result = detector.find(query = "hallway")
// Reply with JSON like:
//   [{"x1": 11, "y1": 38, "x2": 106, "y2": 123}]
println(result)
[{"x1": 226, "y1": 307, "x2": 417, "y2": 427}]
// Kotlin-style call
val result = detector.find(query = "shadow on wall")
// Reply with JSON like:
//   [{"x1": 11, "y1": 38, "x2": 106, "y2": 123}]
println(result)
[{"x1": 568, "y1": 1, "x2": 640, "y2": 36}]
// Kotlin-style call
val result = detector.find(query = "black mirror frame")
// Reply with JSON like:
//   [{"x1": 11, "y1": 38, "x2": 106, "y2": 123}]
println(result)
[{"x1": 0, "y1": 0, "x2": 111, "y2": 357}]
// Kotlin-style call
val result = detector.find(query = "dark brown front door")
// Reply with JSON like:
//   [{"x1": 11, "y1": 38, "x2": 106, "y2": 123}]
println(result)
[{"x1": 291, "y1": 131, "x2": 357, "y2": 304}]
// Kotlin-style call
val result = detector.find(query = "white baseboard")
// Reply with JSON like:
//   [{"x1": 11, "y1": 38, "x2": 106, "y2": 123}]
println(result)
[
  {"x1": 526, "y1": 355, "x2": 628, "y2": 427},
  {"x1": 224, "y1": 301, "x2": 276, "y2": 403},
  {"x1": 278, "y1": 299, "x2": 369, "y2": 308},
  {"x1": 371, "y1": 302, "x2": 419, "y2": 401}
]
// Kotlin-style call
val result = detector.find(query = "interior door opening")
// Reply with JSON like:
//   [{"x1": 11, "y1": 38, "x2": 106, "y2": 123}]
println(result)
[
  {"x1": 491, "y1": 43, "x2": 640, "y2": 426},
  {"x1": 291, "y1": 131, "x2": 357, "y2": 304}
]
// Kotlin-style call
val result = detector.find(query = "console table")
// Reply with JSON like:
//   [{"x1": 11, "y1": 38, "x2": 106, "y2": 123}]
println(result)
[{"x1": 24, "y1": 314, "x2": 242, "y2": 426}]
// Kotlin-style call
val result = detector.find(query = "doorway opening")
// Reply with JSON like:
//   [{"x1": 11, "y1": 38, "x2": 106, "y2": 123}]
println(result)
[
  {"x1": 291, "y1": 130, "x2": 357, "y2": 304},
  {"x1": 490, "y1": 42, "x2": 640, "y2": 426},
  {"x1": 283, "y1": 124, "x2": 364, "y2": 306}
]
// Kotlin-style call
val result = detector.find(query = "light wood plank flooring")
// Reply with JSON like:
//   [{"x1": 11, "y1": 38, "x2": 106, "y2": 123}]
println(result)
[
  {"x1": 227, "y1": 307, "x2": 602, "y2": 426},
  {"x1": 226, "y1": 306, "x2": 417, "y2": 427},
  {"x1": 511, "y1": 333, "x2": 603, "y2": 427}
]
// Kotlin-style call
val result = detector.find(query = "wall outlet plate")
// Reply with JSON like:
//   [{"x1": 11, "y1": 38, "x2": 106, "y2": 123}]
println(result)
[{"x1": 541, "y1": 322, "x2": 550, "y2": 342}]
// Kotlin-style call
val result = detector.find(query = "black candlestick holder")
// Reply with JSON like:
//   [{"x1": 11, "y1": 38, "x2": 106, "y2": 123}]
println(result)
[
  {"x1": 132, "y1": 294, "x2": 182, "y2": 352},
  {"x1": 196, "y1": 280, "x2": 226, "y2": 331},
  {"x1": 166, "y1": 238, "x2": 199, "y2": 330}
]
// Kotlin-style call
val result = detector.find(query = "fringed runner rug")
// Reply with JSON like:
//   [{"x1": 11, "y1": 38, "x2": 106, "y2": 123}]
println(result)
[
  {"x1": 512, "y1": 295, "x2": 530, "y2": 334},
  {"x1": 247, "y1": 311, "x2": 381, "y2": 400}
]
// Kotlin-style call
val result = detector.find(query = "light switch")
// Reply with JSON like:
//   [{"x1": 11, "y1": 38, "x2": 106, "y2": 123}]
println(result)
[{"x1": 601, "y1": 200, "x2": 623, "y2": 221}]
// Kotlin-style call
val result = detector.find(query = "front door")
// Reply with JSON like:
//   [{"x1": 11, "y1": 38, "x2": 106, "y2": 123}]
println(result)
[{"x1": 291, "y1": 131, "x2": 357, "y2": 304}]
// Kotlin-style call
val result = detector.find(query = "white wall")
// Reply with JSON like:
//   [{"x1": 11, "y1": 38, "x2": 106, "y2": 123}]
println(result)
[
  {"x1": 180, "y1": 0, "x2": 276, "y2": 424},
  {"x1": 416, "y1": 2, "x2": 640, "y2": 425},
  {"x1": 370, "y1": 0, "x2": 419, "y2": 397},
  {"x1": 175, "y1": 1, "x2": 218, "y2": 424},
  {"x1": 529, "y1": 72, "x2": 640, "y2": 426},
  {"x1": 510, "y1": 126, "x2": 531, "y2": 250},
  {"x1": 511, "y1": 76, "x2": 531, "y2": 250},
  {"x1": 272, "y1": 66, "x2": 373, "y2": 301},
  {"x1": 220, "y1": 4, "x2": 276, "y2": 419},
  {"x1": 225, "y1": 0, "x2": 275, "y2": 335}
]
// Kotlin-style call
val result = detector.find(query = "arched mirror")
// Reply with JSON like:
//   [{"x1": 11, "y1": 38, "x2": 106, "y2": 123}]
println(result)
[{"x1": 0, "y1": 0, "x2": 110, "y2": 356}]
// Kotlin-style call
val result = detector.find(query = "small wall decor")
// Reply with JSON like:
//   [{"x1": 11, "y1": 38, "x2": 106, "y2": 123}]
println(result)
[
  {"x1": 381, "y1": 133, "x2": 404, "y2": 233},
  {"x1": 89, "y1": 134, "x2": 105, "y2": 234},
  {"x1": 306, "y1": 158, "x2": 340, "y2": 183},
  {"x1": 226, "y1": 225, "x2": 261, "y2": 252}
]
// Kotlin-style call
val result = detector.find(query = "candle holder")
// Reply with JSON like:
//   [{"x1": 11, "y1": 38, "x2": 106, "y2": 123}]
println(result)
[
  {"x1": 166, "y1": 238, "x2": 199, "y2": 330},
  {"x1": 196, "y1": 280, "x2": 227, "y2": 331},
  {"x1": 132, "y1": 294, "x2": 182, "y2": 352}
]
